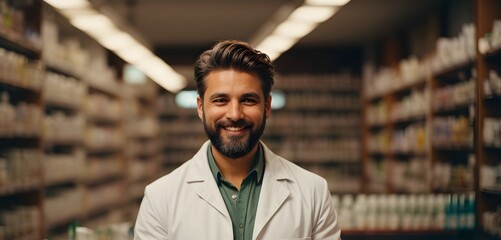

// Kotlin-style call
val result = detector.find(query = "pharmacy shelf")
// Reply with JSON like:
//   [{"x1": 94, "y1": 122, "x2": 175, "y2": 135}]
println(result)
[
  {"x1": 433, "y1": 103, "x2": 473, "y2": 116},
  {"x1": 361, "y1": 1, "x2": 501, "y2": 235},
  {"x1": 87, "y1": 82, "x2": 122, "y2": 99},
  {"x1": 0, "y1": 3, "x2": 43, "y2": 239},
  {"x1": 0, "y1": 78, "x2": 42, "y2": 93},
  {"x1": 391, "y1": 115, "x2": 427, "y2": 127},
  {"x1": 432, "y1": 60, "x2": 474, "y2": 81},
  {"x1": 0, "y1": 135, "x2": 40, "y2": 146},
  {"x1": 432, "y1": 144, "x2": 473, "y2": 151},
  {"x1": 44, "y1": 100, "x2": 82, "y2": 112},
  {"x1": 0, "y1": 31, "x2": 40, "y2": 58},
  {"x1": 481, "y1": 187, "x2": 501, "y2": 196},
  {"x1": 480, "y1": 69, "x2": 501, "y2": 240},
  {"x1": 81, "y1": 171, "x2": 124, "y2": 186},
  {"x1": 0, "y1": 181, "x2": 40, "y2": 197},
  {"x1": 391, "y1": 78, "x2": 427, "y2": 95},
  {"x1": 342, "y1": 230, "x2": 471, "y2": 240},
  {"x1": 45, "y1": 64, "x2": 82, "y2": 79}
]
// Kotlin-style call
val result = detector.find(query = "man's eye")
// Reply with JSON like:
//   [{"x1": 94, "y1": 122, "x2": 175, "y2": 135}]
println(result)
[
  {"x1": 213, "y1": 99, "x2": 227, "y2": 103},
  {"x1": 242, "y1": 99, "x2": 257, "y2": 104}
]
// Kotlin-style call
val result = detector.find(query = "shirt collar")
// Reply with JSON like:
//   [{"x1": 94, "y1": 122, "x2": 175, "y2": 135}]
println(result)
[{"x1": 207, "y1": 143, "x2": 265, "y2": 185}]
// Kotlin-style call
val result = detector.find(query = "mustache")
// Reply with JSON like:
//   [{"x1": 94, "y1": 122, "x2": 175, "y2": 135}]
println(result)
[{"x1": 216, "y1": 119, "x2": 252, "y2": 128}]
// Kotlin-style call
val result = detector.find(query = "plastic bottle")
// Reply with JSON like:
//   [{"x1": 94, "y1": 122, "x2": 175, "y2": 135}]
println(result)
[
  {"x1": 465, "y1": 192, "x2": 476, "y2": 231},
  {"x1": 0, "y1": 92, "x2": 15, "y2": 135}
]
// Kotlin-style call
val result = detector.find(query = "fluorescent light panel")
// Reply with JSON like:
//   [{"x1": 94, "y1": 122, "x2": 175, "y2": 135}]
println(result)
[
  {"x1": 289, "y1": 5, "x2": 337, "y2": 23},
  {"x1": 44, "y1": 0, "x2": 90, "y2": 9},
  {"x1": 43, "y1": 0, "x2": 186, "y2": 93},
  {"x1": 254, "y1": 0, "x2": 349, "y2": 61},
  {"x1": 257, "y1": 35, "x2": 297, "y2": 54},
  {"x1": 305, "y1": 0, "x2": 351, "y2": 6},
  {"x1": 273, "y1": 20, "x2": 318, "y2": 39}
]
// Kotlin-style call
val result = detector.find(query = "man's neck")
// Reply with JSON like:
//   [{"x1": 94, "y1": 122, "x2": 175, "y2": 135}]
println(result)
[{"x1": 211, "y1": 144, "x2": 259, "y2": 189}]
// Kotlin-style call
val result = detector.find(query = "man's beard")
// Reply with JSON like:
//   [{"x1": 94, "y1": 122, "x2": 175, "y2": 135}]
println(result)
[{"x1": 203, "y1": 112, "x2": 266, "y2": 159}]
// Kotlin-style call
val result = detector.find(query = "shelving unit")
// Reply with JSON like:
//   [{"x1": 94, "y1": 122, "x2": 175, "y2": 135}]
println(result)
[
  {"x1": 39, "y1": 4, "x2": 155, "y2": 239},
  {"x1": 266, "y1": 74, "x2": 361, "y2": 194},
  {"x1": 41, "y1": 13, "x2": 87, "y2": 235},
  {"x1": 475, "y1": 0, "x2": 501, "y2": 238},
  {"x1": 0, "y1": 1, "x2": 43, "y2": 239},
  {"x1": 362, "y1": 1, "x2": 501, "y2": 239},
  {"x1": 157, "y1": 92, "x2": 206, "y2": 174},
  {"x1": 365, "y1": 75, "x2": 430, "y2": 194},
  {"x1": 123, "y1": 80, "x2": 161, "y2": 223},
  {"x1": 430, "y1": 61, "x2": 475, "y2": 194}
]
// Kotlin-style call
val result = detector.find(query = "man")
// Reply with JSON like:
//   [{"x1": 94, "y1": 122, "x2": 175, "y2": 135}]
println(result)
[{"x1": 134, "y1": 40, "x2": 341, "y2": 240}]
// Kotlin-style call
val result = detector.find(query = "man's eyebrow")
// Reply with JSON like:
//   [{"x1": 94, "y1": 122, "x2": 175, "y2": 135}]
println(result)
[
  {"x1": 208, "y1": 93, "x2": 228, "y2": 100},
  {"x1": 241, "y1": 92, "x2": 261, "y2": 100}
]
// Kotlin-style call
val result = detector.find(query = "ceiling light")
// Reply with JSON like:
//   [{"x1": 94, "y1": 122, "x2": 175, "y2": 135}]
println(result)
[
  {"x1": 70, "y1": 13, "x2": 114, "y2": 32},
  {"x1": 43, "y1": 0, "x2": 187, "y2": 93},
  {"x1": 265, "y1": 50, "x2": 281, "y2": 62},
  {"x1": 305, "y1": 0, "x2": 350, "y2": 6},
  {"x1": 256, "y1": 35, "x2": 297, "y2": 54},
  {"x1": 98, "y1": 32, "x2": 138, "y2": 51},
  {"x1": 115, "y1": 44, "x2": 154, "y2": 64},
  {"x1": 273, "y1": 20, "x2": 318, "y2": 39},
  {"x1": 44, "y1": 0, "x2": 90, "y2": 9},
  {"x1": 289, "y1": 5, "x2": 337, "y2": 23}
]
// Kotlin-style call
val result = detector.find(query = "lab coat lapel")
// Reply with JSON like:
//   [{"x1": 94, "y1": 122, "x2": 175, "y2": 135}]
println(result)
[
  {"x1": 186, "y1": 141, "x2": 230, "y2": 218},
  {"x1": 253, "y1": 143, "x2": 291, "y2": 239}
]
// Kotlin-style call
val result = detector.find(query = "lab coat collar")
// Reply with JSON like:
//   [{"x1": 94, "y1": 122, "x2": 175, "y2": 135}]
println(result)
[
  {"x1": 186, "y1": 141, "x2": 230, "y2": 218},
  {"x1": 253, "y1": 141, "x2": 292, "y2": 239},
  {"x1": 185, "y1": 140, "x2": 293, "y2": 239}
]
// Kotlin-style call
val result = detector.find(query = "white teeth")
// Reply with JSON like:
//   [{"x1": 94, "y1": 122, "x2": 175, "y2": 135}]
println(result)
[{"x1": 225, "y1": 127, "x2": 244, "y2": 131}]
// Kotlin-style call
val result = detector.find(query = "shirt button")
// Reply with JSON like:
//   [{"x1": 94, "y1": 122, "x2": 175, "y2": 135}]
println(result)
[
  {"x1": 231, "y1": 194, "x2": 237, "y2": 200},
  {"x1": 239, "y1": 223, "x2": 244, "y2": 228}
]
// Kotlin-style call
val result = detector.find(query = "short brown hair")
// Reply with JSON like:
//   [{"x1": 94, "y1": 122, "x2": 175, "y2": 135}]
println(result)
[{"x1": 194, "y1": 40, "x2": 275, "y2": 99}]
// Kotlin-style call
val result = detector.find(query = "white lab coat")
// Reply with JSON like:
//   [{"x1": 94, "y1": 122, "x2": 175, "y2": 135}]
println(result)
[{"x1": 134, "y1": 141, "x2": 341, "y2": 240}]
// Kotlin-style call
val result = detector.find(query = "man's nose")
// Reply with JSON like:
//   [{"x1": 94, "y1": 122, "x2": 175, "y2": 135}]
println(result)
[{"x1": 226, "y1": 101, "x2": 244, "y2": 121}]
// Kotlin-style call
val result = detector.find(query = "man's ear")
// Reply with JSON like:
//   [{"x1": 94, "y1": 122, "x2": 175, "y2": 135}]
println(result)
[
  {"x1": 197, "y1": 96, "x2": 204, "y2": 121},
  {"x1": 265, "y1": 95, "x2": 272, "y2": 118}
]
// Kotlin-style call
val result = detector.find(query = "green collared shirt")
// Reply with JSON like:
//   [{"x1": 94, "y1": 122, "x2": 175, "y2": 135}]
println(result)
[{"x1": 207, "y1": 144, "x2": 264, "y2": 240}]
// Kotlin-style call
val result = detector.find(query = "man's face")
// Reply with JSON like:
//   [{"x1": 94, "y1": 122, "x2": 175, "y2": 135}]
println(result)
[{"x1": 197, "y1": 69, "x2": 271, "y2": 159}]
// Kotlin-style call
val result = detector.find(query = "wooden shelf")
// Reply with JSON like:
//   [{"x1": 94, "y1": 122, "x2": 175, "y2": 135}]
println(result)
[
  {"x1": 341, "y1": 230, "x2": 473, "y2": 240},
  {"x1": 432, "y1": 144, "x2": 473, "y2": 152},
  {"x1": 45, "y1": 64, "x2": 82, "y2": 79},
  {"x1": 0, "y1": 78, "x2": 41, "y2": 93},
  {"x1": 44, "y1": 138, "x2": 83, "y2": 148},
  {"x1": 86, "y1": 115, "x2": 122, "y2": 125},
  {"x1": 86, "y1": 145, "x2": 123, "y2": 155},
  {"x1": 433, "y1": 59, "x2": 474, "y2": 80},
  {"x1": 485, "y1": 47, "x2": 501, "y2": 62},
  {"x1": 0, "y1": 180, "x2": 40, "y2": 196},
  {"x1": 392, "y1": 115, "x2": 427, "y2": 127},
  {"x1": 44, "y1": 98, "x2": 82, "y2": 111},
  {"x1": 481, "y1": 187, "x2": 501, "y2": 196},
  {"x1": 433, "y1": 103, "x2": 472, "y2": 116},
  {"x1": 390, "y1": 78, "x2": 427, "y2": 96},
  {"x1": 45, "y1": 176, "x2": 78, "y2": 187},
  {"x1": 0, "y1": 31, "x2": 40, "y2": 58},
  {"x1": 0, "y1": 136, "x2": 40, "y2": 148},
  {"x1": 392, "y1": 151, "x2": 428, "y2": 158},
  {"x1": 45, "y1": 212, "x2": 81, "y2": 230},
  {"x1": 81, "y1": 171, "x2": 123, "y2": 186}
]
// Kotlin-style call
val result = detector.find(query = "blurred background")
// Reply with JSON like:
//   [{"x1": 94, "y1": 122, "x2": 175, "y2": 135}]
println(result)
[{"x1": 0, "y1": 0, "x2": 500, "y2": 239}]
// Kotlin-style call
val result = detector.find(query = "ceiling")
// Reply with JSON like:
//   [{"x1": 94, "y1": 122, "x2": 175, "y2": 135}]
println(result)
[
  {"x1": 90, "y1": 0, "x2": 451, "y2": 81},
  {"x1": 96, "y1": 0, "x2": 448, "y2": 49}
]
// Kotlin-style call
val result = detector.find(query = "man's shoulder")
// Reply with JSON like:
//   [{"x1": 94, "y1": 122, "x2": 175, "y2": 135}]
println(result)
[
  {"x1": 145, "y1": 141, "x2": 210, "y2": 193},
  {"x1": 145, "y1": 159, "x2": 194, "y2": 193},
  {"x1": 269, "y1": 153, "x2": 327, "y2": 185}
]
